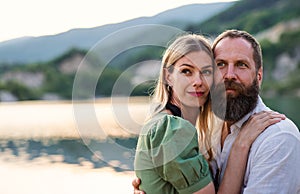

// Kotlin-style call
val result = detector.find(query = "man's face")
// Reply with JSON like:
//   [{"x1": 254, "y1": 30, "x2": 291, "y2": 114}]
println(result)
[
  {"x1": 212, "y1": 37, "x2": 263, "y2": 123},
  {"x1": 214, "y1": 37, "x2": 262, "y2": 90}
]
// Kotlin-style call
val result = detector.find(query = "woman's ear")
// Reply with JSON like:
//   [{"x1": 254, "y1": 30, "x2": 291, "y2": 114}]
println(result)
[{"x1": 164, "y1": 68, "x2": 173, "y2": 87}]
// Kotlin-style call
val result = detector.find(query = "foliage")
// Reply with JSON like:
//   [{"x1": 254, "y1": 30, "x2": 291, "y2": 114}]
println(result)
[
  {"x1": 261, "y1": 29, "x2": 300, "y2": 80},
  {"x1": 49, "y1": 48, "x2": 87, "y2": 68},
  {"x1": 3, "y1": 81, "x2": 42, "y2": 100},
  {"x1": 187, "y1": 0, "x2": 300, "y2": 36},
  {"x1": 131, "y1": 81, "x2": 156, "y2": 96},
  {"x1": 96, "y1": 67, "x2": 132, "y2": 96},
  {"x1": 260, "y1": 29, "x2": 300, "y2": 96},
  {"x1": 108, "y1": 46, "x2": 164, "y2": 70}
]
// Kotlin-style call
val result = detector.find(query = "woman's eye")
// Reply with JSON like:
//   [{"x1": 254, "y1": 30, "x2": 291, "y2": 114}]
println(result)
[
  {"x1": 181, "y1": 69, "x2": 192, "y2": 75},
  {"x1": 201, "y1": 69, "x2": 212, "y2": 76}
]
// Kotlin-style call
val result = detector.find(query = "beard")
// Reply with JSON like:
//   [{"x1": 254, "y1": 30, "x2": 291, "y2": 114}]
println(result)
[{"x1": 211, "y1": 79, "x2": 259, "y2": 123}]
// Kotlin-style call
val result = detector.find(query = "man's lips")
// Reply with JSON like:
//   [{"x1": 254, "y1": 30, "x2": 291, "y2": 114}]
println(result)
[
  {"x1": 188, "y1": 91, "x2": 205, "y2": 97},
  {"x1": 226, "y1": 88, "x2": 236, "y2": 92},
  {"x1": 226, "y1": 88, "x2": 238, "y2": 95}
]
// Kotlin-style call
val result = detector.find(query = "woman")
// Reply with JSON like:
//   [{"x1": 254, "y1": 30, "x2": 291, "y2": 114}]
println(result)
[{"x1": 134, "y1": 34, "x2": 284, "y2": 194}]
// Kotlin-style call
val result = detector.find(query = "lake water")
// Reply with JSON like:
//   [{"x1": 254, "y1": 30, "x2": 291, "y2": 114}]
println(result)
[
  {"x1": 263, "y1": 97, "x2": 300, "y2": 129},
  {"x1": 0, "y1": 97, "x2": 298, "y2": 193}
]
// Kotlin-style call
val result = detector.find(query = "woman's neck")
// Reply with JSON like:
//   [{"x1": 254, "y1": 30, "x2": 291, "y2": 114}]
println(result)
[
  {"x1": 168, "y1": 98, "x2": 200, "y2": 125},
  {"x1": 181, "y1": 106, "x2": 199, "y2": 126}
]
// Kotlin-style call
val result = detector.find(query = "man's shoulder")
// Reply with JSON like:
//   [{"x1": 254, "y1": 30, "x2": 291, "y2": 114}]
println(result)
[
  {"x1": 253, "y1": 117, "x2": 300, "y2": 148},
  {"x1": 255, "y1": 98, "x2": 299, "y2": 137},
  {"x1": 267, "y1": 117, "x2": 299, "y2": 135}
]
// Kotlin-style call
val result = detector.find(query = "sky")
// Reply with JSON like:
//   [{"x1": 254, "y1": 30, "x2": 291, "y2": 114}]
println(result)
[{"x1": 1, "y1": 0, "x2": 235, "y2": 43}]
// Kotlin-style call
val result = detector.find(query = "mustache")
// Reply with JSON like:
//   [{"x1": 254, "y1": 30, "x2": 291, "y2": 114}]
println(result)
[
  {"x1": 211, "y1": 79, "x2": 259, "y2": 122},
  {"x1": 224, "y1": 80, "x2": 246, "y2": 94},
  {"x1": 212, "y1": 79, "x2": 259, "y2": 98}
]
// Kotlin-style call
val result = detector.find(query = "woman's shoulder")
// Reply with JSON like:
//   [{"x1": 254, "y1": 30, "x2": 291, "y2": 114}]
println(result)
[
  {"x1": 147, "y1": 112, "x2": 194, "y2": 130},
  {"x1": 140, "y1": 112, "x2": 196, "y2": 142}
]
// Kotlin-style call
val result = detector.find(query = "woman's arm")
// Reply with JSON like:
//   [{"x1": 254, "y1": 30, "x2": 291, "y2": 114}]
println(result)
[
  {"x1": 193, "y1": 182, "x2": 215, "y2": 194},
  {"x1": 218, "y1": 111, "x2": 285, "y2": 194},
  {"x1": 133, "y1": 111, "x2": 285, "y2": 194},
  {"x1": 133, "y1": 177, "x2": 216, "y2": 194}
]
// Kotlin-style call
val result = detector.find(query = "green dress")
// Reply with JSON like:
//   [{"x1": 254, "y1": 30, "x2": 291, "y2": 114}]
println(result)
[{"x1": 134, "y1": 113, "x2": 212, "y2": 194}]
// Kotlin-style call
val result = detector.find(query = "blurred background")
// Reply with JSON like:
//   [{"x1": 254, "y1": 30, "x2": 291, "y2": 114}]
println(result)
[{"x1": 0, "y1": 0, "x2": 299, "y2": 193}]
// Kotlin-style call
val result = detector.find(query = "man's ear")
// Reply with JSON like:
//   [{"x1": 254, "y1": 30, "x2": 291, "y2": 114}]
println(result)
[
  {"x1": 257, "y1": 67, "x2": 263, "y2": 87},
  {"x1": 164, "y1": 68, "x2": 173, "y2": 87}
]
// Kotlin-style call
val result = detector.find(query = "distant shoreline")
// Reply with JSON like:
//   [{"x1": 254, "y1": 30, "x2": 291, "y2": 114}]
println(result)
[
  {"x1": 0, "y1": 96, "x2": 151, "y2": 105},
  {"x1": 0, "y1": 96, "x2": 150, "y2": 139}
]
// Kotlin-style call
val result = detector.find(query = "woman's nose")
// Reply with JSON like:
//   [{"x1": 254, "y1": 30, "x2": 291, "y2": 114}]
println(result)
[{"x1": 192, "y1": 74, "x2": 203, "y2": 87}]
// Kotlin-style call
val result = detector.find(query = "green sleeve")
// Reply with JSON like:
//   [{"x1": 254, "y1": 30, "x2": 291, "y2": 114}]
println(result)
[{"x1": 135, "y1": 114, "x2": 212, "y2": 194}]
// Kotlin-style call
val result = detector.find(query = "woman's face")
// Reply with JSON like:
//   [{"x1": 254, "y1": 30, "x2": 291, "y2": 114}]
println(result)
[{"x1": 166, "y1": 50, "x2": 213, "y2": 108}]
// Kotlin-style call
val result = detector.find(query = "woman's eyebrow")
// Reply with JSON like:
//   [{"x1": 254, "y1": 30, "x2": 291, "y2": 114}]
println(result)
[
  {"x1": 179, "y1": 63, "x2": 194, "y2": 68},
  {"x1": 202, "y1": 64, "x2": 213, "y2": 69},
  {"x1": 179, "y1": 64, "x2": 213, "y2": 69}
]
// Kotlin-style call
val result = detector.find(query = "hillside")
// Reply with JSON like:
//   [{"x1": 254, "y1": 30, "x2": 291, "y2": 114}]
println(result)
[
  {"x1": 0, "y1": 2, "x2": 231, "y2": 64},
  {"x1": 0, "y1": 0, "x2": 299, "y2": 101},
  {"x1": 188, "y1": 0, "x2": 299, "y2": 36}
]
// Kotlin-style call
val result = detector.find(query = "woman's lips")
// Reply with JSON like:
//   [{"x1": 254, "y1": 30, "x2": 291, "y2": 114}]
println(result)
[{"x1": 188, "y1": 91, "x2": 205, "y2": 97}]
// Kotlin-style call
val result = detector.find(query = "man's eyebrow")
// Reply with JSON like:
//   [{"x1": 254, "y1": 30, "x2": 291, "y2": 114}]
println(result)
[
  {"x1": 215, "y1": 59, "x2": 225, "y2": 62},
  {"x1": 236, "y1": 59, "x2": 249, "y2": 63}
]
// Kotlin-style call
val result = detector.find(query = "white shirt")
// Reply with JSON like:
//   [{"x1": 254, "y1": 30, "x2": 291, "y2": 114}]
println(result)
[{"x1": 213, "y1": 96, "x2": 300, "y2": 194}]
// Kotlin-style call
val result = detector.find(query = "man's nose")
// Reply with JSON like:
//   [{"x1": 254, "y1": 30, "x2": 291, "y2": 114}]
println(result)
[{"x1": 224, "y1": 65, "x2": 237, "y2": 80}]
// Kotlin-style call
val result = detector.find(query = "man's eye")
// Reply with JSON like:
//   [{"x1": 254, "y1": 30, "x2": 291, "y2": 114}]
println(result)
[
  {"x1": 216, "y1": 62, "x2": 225, "y2": 67},
  {"x1": 237, "y1": 62, "x2": 248, "y2": 68}
]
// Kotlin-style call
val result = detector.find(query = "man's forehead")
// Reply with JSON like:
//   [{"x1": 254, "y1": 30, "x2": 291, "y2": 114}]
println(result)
[
  {"x1": 215, "y1": 37, "x2": 252, "y2": 50},
  {"x1": 214, "y1": 37, "x2": 253, "y2": 59}
]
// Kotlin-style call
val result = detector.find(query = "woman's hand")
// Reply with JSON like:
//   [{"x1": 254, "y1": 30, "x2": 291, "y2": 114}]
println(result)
[
  {"x1": 235, "y1": 111, "x2": 286, "y2": 148},
  {"x1": 132, "y1": 177, "x2": 145, "y2": 194}
]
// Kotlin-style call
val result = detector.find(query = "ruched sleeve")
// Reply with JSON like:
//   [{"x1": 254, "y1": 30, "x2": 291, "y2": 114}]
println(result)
[{"x1": 135, "y1": 113, "x2": 212, "y2": 194}]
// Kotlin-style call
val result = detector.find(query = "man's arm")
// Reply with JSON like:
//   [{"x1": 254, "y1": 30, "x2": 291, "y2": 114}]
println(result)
[
  {"x1": 243, "y1": 130, "x2": 300, "y2": 193},
  {"x1": 218, "y1": 111, "x2": 286, "y2": 194}
]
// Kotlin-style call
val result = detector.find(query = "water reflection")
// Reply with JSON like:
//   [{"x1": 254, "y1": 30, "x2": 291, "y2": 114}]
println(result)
[{"x1": 0, "y1": 137, "x2": 138, "y2": 172}]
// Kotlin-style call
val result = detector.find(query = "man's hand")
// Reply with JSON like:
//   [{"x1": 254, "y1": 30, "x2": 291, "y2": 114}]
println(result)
[{"x1": 132, "y1": 177, "x2": 145, "y2": 194}]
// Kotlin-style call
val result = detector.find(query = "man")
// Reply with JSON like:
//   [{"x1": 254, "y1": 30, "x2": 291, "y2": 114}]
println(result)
[
  {"x1": 133, "y1": 30, "x2": 300, "y2": 193},
  {"x1": 210, "y1": 29, "x2": 300, "y2": 193}
]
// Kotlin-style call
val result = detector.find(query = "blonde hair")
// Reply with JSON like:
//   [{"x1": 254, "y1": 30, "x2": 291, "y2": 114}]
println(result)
[{"x1": 151, "y1": 33, "x2": 216, "y2": 161}]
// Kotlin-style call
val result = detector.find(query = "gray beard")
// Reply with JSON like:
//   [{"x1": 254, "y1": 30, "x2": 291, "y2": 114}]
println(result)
[{"x1": 211, "y1": 79, "x2": 259, "y2": 123}]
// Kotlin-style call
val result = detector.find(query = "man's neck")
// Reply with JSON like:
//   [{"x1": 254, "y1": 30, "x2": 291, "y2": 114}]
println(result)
[
  {"x1": 226, "y1": 121, "x2": 234, "y2": 127},
  {"x1": 221, "y1": 122, "x2": 231, "y2": 149}
]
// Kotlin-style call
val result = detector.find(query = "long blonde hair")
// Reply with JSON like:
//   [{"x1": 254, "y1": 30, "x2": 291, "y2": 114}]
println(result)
[{"x1": 151, "y1": 33, "x2": 216, "y2": 161}]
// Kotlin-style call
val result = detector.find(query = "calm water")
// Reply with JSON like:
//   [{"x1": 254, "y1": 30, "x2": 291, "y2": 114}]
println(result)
[{"x1": 263, "y1": 97, "x2": 300, "y2": 129}]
